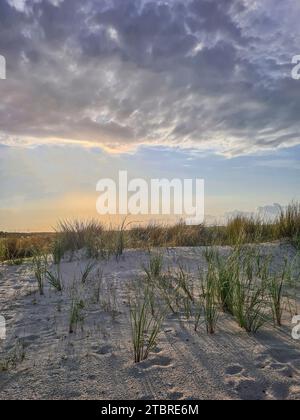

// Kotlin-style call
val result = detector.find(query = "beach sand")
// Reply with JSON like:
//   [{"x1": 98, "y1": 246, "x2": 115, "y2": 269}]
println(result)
[{"x1": 0, "y1": 242, "x2": 300, "y2": 400}]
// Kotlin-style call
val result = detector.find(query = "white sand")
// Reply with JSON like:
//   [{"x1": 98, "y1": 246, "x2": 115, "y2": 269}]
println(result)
[{"x1": 0, "y1": 242, "x2": 300, "y2": 400}]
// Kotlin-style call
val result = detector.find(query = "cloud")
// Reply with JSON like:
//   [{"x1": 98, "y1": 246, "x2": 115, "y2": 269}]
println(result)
[
  {"x1": 0, "y1": 0, "x2": 300, "y2": 155},
  {"x1": 224, "y1": 203, "x2": 283, "y2": 222}
]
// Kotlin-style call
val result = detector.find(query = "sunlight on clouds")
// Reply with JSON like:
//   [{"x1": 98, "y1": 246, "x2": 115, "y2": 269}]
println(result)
[
  {"x1": 1, "y1": 0, "x2": 300, "y2": 231},
  {"x1": 7, "y1": 0, "x2": 26, "y2": 12},
  {"x1": 1, "y1": 0, "x2": 300, "y2": 156}
]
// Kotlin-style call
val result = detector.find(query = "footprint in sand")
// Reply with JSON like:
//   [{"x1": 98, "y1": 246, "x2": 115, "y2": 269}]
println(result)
[
  {"x1": 151, "y1": 355, "x2": 172, "y2": 367},
  {"x1": 269, "y1": 349, "x2": 300, "y2": 365},
  {"x1": 266, "y1": 382, "x2": 290, "y2": 400},
  {"x1": 233, "y1": 379, "x2": 268, "y2": 400},
  {"x1": 96, "y1": 345, "x2": 113, "y2": 355},
  {"x1": 269, "y1": 362, "x2": 294, "y2": 379},
  {"x1": 139, "y1": 394, "x2": 153, "y2": 400},
  {"x1": 153, "y1": 346, "x2": 163, "y2": 354},
  {"x1": 225, "y1": 365, "x2": 244, "y2": 376},
  {"x1": 167, "y1": 391, "x2": 184, "y2": 400},
  {"x1": 225, "y1": 363, "x2": 269, "y2": 400},
  {"x1": 139, "y1": 355, "x2": 173, "y2": 370},
  {"x1": 254, "y1": 353, "x2": 296, "y2": 379},
  {"x1": 12, "y1": 335, "x2": 40, "y2": 349}
]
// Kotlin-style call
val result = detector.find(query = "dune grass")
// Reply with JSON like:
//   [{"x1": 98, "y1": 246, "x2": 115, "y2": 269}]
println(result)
[
  {"x1": 2, "y1": 224, "x2": 297, "y2": 366},
  {"x1": 267, "y1": 258, "x2": 294, "y2": 326},
  {"x1": 32, "y1": 253, "x2": 48, "y2": 296},
  {"x1": 81, "y1": 261, "x2": 97, "y2": 284},
  {"x1": 129, "y1": 285, "x2": 165, "y2": 363},
  {"x1": 143, "y1": 252, "x2": 164, "y2": 282},
  {"x1": 69, "y1": 296, "x2": 85, "y2": 334},
  {"x1": 51, "y1": 238, "x2": 64, "y2": 265},
  {"x1": 136, "y1": 240, "x2": 297, "y2": 341},
  {"x1": 0, "y1": 340, "x2": 25, "y2": 372},
  {"x1": 200, "y1": 265, "x2": 219, "y2": 334},
  {"x1": 202, "y1": 245, "x2": 297, "y2": 333},
  {"x1": 277, "y1": 202, "x2": 300, "y2": 247},
  {"x1": 55, "y1": 219, "x2": 104, "y2": 258},
  {"x1": 2, "y1": 206, "x2": 299, "y2": 369},
  {"x1": 268, "y1": 275, "x2": 285, "y2": 327},
  {"x1": 232, "y1": 273, "x2": 268, "y2": 333},
  {"x1": 204, "y1": 248, "x2": 236, "y2": 315},
  {"x1": 51, "y1": 219, "x2": 128, "y2": 261},
  {"x1": 0, "y1": 233, "x2": 53, "y2": 263},
  {"x1": 1, "y1": 202, "x2": 300, "y2": 265},
  {"x1": 46, "y1": 264, "x2": 63, "y2": 292}
]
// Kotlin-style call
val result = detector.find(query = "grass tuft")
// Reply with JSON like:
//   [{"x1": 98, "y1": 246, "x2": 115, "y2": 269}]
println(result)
[
  {"x1": 32, "y1": 252, "x2": 48, "y2": 295},
  {"x1": 200, "y1": 263, "x2": 219, "y2": 334},
  {"x1": 69, "y1": 296, "x2": 85, "y2": 334},
  {"x1": 81, "y1": 260, "x2": 96, "y2": 284},
  {"x1": 46, "y1": 264, "x2": 63, "y2": 292},
  {"x1": 129, "y1": 285, "x2": 164, "y2": 363}
]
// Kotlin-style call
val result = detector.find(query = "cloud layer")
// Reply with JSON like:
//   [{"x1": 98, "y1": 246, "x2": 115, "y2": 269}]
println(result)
[{"x1": 0, "y1": 0, "x2": 300, "y2": 155}]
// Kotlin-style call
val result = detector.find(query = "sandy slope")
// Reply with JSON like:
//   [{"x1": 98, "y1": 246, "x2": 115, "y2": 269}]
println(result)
[{"x1": 0, "y1": 243, "x2": 300, "y2": 400}]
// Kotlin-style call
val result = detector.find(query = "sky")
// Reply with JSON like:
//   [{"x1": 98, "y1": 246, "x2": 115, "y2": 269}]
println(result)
[{"x1": 0, "y1": 0, "x2": 300, "y2": 231}]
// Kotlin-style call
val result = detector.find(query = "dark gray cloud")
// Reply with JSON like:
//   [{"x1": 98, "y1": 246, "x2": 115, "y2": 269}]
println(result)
[
  {"x1": 0, "y1": 0, "x2": 300, "y2": 155},
  {"x1": 225, "y1": 203, "x2": 283, "y2": 222}
]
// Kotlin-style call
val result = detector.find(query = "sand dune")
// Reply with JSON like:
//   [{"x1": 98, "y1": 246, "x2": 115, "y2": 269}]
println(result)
[{"x1": 0, "y1": 243, "x2": 300, "y2": 400}]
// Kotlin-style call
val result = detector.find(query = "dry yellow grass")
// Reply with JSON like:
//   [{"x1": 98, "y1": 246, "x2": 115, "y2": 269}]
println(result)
[{"x1": 1, "y1": 202, "x2": 299, "y2": 263}]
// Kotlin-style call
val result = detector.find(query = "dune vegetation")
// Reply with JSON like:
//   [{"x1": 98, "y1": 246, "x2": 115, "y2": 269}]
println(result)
[
  {"x1": 1, "y1": 202, "x2": 300, "y2": 265},
  {"x1": 0, "y1": 203, "x2": 300, "y2": 399}
]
